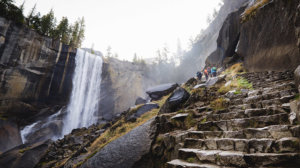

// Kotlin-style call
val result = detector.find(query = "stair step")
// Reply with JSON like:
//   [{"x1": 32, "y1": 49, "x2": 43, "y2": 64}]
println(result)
[
  {"x1": 184, "y1": 137, "x2": 299, "y2": 153},
  {"x1": 189, "y1": 125, "x2": 294, "y2": 140},
  {"x1": 167, "y1": 159, "x2": 222, "y2": 168},
  {"x1": 199, "y1": 108, "x2": 286, "y2": 122},
  {"x1": 178, "y1": 149, "x2": 300, "y2": 167},
  {"x1": 197, "y1": 113, "x2": 289, "y2": 131}
]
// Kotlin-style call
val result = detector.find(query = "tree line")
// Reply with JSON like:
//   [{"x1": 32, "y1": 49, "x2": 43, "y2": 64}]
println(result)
[{"x1": 0, "y1": 0, "x2": 85, "y2": 48}]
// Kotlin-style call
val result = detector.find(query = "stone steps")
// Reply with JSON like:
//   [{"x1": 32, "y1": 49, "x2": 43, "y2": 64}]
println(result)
[
  {"x1": 165, "y1": 71, "x2": 299, "y2": 167},
  {"x1": 183, "y1": 137, "x2": 300, "y2": 153},
  {"x1": 188, "y1": 125, "x2": 295, "y2": 140},
  {"x1": 197, "y1": 108, "x2": 286, "y2": 122},
  {"x1": 177, "y1": 149, "x2": 300, "y2": 167},
  {"x1": 167, "y1": 159, "x2": 222, "y2": 168},
  {"x1": 197, "y1": 113, "x2": 289, "y2": 131}
]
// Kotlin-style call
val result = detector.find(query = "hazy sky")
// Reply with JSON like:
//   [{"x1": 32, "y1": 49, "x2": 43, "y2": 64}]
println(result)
[{"x1": 16, "y1": 0, "x2": 222, "y2": 60}]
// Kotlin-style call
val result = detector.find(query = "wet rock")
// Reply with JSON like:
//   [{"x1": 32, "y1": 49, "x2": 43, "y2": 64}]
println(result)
[
  {"x1": 135, "y1": 97, "x2": 146, "y2": 105},
  {"x1": 0, "y1": 140, "x2": 52, "y2": 168},
  {"x1": 81, "y1": 119, "x2": 156, "y2": 168},
  {"x1": 146, "y1": 83, "x2": 178, "y2": 100},
  {"x1": 205, "y1": 75, "x2": 226, "y2": 87},
  {"x1": 193, "y1": 84, "x2": 206, "y2": 89},
  {"x1": 0, "y1": 120, "x2": 22, "y2": 153},
  {"x1": 170, "y1": 113, "x2": 189, "y2": 121},
  {"x1": 159, "y1": 87, "x2": 190, "y2": 114}
]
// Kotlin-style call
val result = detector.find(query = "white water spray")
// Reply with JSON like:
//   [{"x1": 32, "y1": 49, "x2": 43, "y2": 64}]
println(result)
[{"x1": 62, "y1": 49, "x2": 103, "y2": 135}]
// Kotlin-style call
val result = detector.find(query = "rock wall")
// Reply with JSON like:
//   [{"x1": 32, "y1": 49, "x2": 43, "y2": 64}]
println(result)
[
  {"x1": 0, "y1": 17, "x2": 76, "y2": 152},
  {"x1": 177, "y1": 0, "x2": 248, "y2": 81},
  {"x1": 99, "y1": 58, "x2": 156, "y2": 120},
  {"x1": 206, "y1": 5, "x2": 247, "y2": 66},
  {"x1": 237, "y1": 0, "x2": 300, "y2": 71}
]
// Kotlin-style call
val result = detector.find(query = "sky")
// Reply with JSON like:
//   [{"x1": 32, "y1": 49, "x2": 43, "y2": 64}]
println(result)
[{"x1": 16, "y1": 0, "x2": 222, "y2": 61}]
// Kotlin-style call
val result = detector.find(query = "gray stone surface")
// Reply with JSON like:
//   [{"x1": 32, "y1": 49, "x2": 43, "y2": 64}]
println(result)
[
  {"x1": 159, "y1": 87, "x2": 190, "y2": 114},
  {"x1": 0, "y1": 140, "x2": 51, "y2": 168},
  {"x1": 146, "y1": 83, "x2": 178, "y2": 100},
  {"x1": 81, "y1": 119, "x2": 156, "y2": 168},
  {"x1": 206, "y1": 5, "x2": 247, "y2": 66},
  {"x1": 294, "y1": 65, "x2": 300, "y2": 89}
]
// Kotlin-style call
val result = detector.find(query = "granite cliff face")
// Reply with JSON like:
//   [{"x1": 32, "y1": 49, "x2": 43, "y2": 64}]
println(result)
[
  {"x1": 0, "y1": 16, "x2": 76, "y2": 152},
  {"x1": 0, "y1": 17, "x2": 156, "y2": 153},
  {"x1": 237, "y1": 0, "x2": 300, "y2": 71},
  {"x1": 206, "y1": 0, "x2": 300, "y2": 72},
  {"x1": 177, "y1": 0, "x2": 248, "y2": 81}
]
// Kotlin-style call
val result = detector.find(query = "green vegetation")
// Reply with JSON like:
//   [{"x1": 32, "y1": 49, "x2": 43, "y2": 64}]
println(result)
[
  {"x1": 210, "y1": 97, "x2": 229, "y2": 111},
  {"x1": 222, "y1": 63, "x2": 246, "y2": 79},
  {"x1": 19, "y1": 146, "x2": 31, "y2": 153},
  {"x1": 187, "y1": 157, "x2": 196, "y2": 163},
  {"x1": 184, "y1": 113, "x2": 197, "y2": 128},
  {"x1": 294, "y1": 94, "x2": 300, "y2": 101},
  {"x1": 218, "y1": 77, "x2": 253, "y2": 94},
  {"x1": 241, "y1": 0, "x2": 270, "y2": 23},
  {"x1": 0, "y1": 0, "x2": 85, "y2": 47}
]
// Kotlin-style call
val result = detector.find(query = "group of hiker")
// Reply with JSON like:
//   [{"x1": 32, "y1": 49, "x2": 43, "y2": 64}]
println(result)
[{"x1": 196, "y1": 67, "x2": 217, "y2": 81}]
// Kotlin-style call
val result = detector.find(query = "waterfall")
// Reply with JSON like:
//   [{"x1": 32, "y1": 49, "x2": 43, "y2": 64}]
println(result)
[{"x1": 62, "y1": 49, "x2": 103, "y2": 135}]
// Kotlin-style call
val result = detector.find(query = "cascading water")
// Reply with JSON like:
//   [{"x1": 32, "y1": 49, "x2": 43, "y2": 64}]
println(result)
[{"x1": 62, "y1": 49, "x2": 103, "y2": 135}]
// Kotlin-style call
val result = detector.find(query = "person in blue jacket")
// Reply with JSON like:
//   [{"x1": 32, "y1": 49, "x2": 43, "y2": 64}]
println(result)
[{"x1": 211, "y1": 67, "x2": 217, "y2": 77}]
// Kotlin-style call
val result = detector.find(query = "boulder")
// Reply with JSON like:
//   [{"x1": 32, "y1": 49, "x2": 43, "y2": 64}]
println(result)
[
  {"x1": 159, "y1": 87, "x2": 190, "y2": 114},
  {"x1": 126, "y1": 103, "x2": 159, "y2": 122},
  {"x1": 81, "y1": 119, "x2": 156, "y2": 168},
  {"x1": 0, "y1": 140, "x2": 52, "y2": 168},
  {"x1": 135, "y1": 97, "x2": 147, "y2": 105},
  {"x1": 205, "y1": 75, "x2": 226, "y2": 87},
  {"x1": 0, "y1": 120, "x2": 22, "y2": 153},
  {"x1": 146, "y1": 83, "x2": 178, "y2": 100},
  {"x1": 290, "y1": 100, "x2": 300, "y2": 124},
  {"x1": 294, "y1": 65, "x2": 300, "y2": 89}
]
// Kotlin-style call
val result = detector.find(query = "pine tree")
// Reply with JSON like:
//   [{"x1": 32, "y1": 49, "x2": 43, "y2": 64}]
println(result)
[
  {"x1": 106, "y1": 46, "x2": 112, "y2": 57},
  {"x1": 40, "y1": 9, "x2": 55, "y2": 36},
  {"x1": 69, "y1": 21, "x2": 79, "y2": 47},
  {"x1": 56, "y1": 17, "x2": 70, "y2": 44},
  {"x1": 133, "y1": 53, "x2": 138, "y2": 62},
  {"x1": 27, "y1": 4, "x2": 36, "y2": 27},
  {"x1": 77, "y1": 17, "x2": 85, "y2": 48}
]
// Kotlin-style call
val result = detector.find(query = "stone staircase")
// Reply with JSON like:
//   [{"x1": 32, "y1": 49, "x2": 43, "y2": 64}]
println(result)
[{"x1": 167, "y1": 71, "x2": 300, "y2": 168}]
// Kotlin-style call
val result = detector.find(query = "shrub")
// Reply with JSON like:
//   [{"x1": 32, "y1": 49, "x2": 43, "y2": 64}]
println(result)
[
  {"x1": 241, "y1": 0, "x2": 270, "y2": 23},
  {"x1": 210, "y1": 97, "x2": 229, "y2": 111}
]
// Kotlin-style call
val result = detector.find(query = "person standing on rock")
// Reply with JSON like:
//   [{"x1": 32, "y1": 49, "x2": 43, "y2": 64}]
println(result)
[
  {"x1": 196, "y1": 71, "x2": 202, "y2": 81},
  {"x1": 204, "y1": 69, "x2": 209, "y2": 81},
  {"x1": 207, "y1": 67, "x2": 211, "y2": 77},
  {"x1": 211, "y1": 67, "x2": 217, "y2": 77}
]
